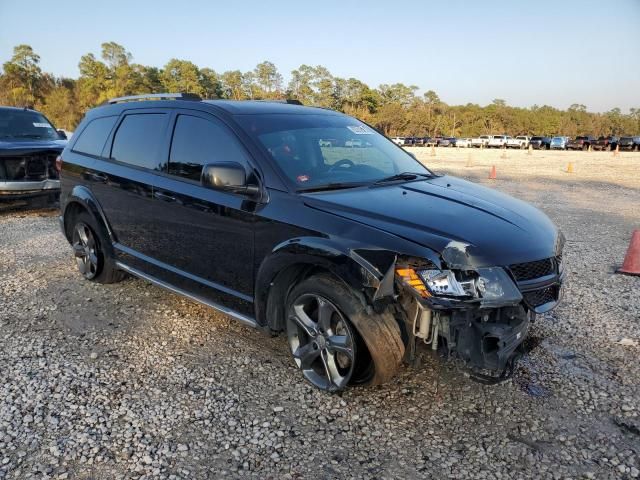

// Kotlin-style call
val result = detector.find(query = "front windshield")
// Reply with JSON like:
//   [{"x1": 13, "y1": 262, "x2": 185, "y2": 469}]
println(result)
[
  {"x1": 0, "y1": 109, "x2": 61, "y2": 140},
  {"x1": 236, "y1": 113, "x2": 431, "y2": 189}
]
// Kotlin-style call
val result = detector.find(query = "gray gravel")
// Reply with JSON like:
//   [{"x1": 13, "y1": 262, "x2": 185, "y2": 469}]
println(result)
[{"x1": 1, "y1": 165, "x2": 639, "y2": 480}]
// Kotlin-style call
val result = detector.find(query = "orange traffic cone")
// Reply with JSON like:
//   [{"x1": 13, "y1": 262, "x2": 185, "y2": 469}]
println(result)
[
  {"x1": 617, "y1": 230, "x2": 640, "y2": 276},
  {"x1": 488, "y1": 165, "x2": 497, "y2": 179},
  {"x1": 527, "y1": 144, "x2": 533, "y2": 155},
  {"x1": 566, "y1": 162, "x2": 574, "y2": 173},
  {"x1": 613, "y1": 144, "x2": 620, "y2": 157},
  {"x1": 430, "y1": 144, "x2": 436, "y2": 157}
]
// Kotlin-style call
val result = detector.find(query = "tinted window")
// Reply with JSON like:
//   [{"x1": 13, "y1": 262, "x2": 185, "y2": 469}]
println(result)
[
  {"x1": 168, "y1": 115, "x2": 251, "y2": 181},
  {"x1": 110, "y1": 114, "x2": 167, "y2": 170},
  {"x1": 72, "y1": 116, "x2": 117, "y2": 156}
]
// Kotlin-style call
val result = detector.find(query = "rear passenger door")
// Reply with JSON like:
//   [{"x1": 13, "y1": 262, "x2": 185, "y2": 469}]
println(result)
[
  {"x1": 144, "y1": 110, "x2": 257, "y2": 313},
  {"x1": 87, "y1": 109, "x2": 171, "y2": 257}
]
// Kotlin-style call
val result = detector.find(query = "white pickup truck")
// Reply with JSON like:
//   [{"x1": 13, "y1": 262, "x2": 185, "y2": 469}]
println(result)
[
  {"x1": 487, "y1": 135, "x2": 512, "y2": 148},
  {"x1": 506, "y1": 136, "x2": 530, "y2": 149},
  {"x1": 470, "y1": 135, "x2": 492, "y2": 148}
]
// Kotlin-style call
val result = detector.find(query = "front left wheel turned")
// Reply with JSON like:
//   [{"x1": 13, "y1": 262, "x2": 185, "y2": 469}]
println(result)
[{"x1": 285, "y1": 274, "x2": 405, "y2": 392}]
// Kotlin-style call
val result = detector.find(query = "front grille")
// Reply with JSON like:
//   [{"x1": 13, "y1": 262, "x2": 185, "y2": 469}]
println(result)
[
  {"x1": 0, "y1": 154, "x2": 58, "y2": 181},
  {"x1": 509, "y1": 258, "x2": 555, "y2": 282},
  {"x1": 523, "y1": 286, "x2": 558, "y2": 308}
]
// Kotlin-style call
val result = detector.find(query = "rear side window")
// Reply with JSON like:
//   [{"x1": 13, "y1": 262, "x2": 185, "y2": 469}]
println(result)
[
  {"x1": 110, "y1": 114, "x2": 167, "y2": 170},
  {"x1": 168, "y1": 115, "x2": 251, "y2": 181},
  {"x1": 72, "y1": 116, "x2": 117, "y2": 156}
]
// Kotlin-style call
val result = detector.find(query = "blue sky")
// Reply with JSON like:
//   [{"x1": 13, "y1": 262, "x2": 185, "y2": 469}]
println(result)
[{"x1": 1, "y1": 0, "x2": 638, "y2": 112}]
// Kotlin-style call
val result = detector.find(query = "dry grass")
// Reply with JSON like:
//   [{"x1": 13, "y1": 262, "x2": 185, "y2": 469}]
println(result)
[{"x1": 408, "y1": 146, "x2": 640, "y2": 190}]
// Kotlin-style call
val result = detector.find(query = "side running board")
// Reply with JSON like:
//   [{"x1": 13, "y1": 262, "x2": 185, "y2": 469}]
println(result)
[{"x1": 115, "y1": 262, "x2": 258, "y2": 329}]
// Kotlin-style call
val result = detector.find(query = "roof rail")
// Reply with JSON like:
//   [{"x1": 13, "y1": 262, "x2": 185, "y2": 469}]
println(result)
[
  {"x1": 106, "y1": 93, "x2": 202, "y2": 104},
  {"x1": 254, "y1": 99, "x2": 303, "y2": 106}
]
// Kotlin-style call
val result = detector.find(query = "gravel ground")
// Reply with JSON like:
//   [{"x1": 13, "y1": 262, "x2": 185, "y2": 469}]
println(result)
[{"x1": 1, "y1": 148, "x2": 639, "y2": 479}]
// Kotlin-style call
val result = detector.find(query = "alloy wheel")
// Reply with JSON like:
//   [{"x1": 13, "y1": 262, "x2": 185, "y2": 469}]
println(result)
[
  {"x1": 72, "y1": 222, "x2": 99, "y2": 279},
  {"x1": 287, "y1": 293, "x2": 356, "y2": 391}
]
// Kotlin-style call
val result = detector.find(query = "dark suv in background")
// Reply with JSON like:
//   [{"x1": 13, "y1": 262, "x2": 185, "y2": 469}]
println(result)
[
  {"x1": 593, "y1": 136, "x2": 619, "y2": 151},
  {"x1": 529, "y1": 136, "x2": 551, "y2": 150},
  {"x1": 618, "y1": 136, "x2": 640, "y2": 151},
  {"x1": 59, "y1": 93, "x2": 565, "y2": 391},
  {"x1": 566, "y1": 136, "x2": 596, "y2": 151},
  {"x1": 0, "y1": 106, "x2": 67, "y2": 205}
]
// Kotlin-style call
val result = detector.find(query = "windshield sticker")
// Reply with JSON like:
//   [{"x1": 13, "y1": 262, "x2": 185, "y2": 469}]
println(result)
[
  {"x1": 347, "y1": 125, "x2": 373, "y2": 135},
  {"x1": 33, "y1": 122, "x2": 52, "y2": 128},
  {"x1": 296, "y1": 174, "x2": 310, "y2": 183}
]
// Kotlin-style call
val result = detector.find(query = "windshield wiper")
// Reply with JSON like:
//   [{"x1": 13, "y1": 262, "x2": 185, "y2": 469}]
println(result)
[
  {"x1": 370, "y1": 171, "x2": 435, "y2": 186},
  {"x1": 12, "y1": 134, "x2": 48, "y2": 139},
  {"x1": 297, "y1": 182, "x2": 368, "y2": 193}
]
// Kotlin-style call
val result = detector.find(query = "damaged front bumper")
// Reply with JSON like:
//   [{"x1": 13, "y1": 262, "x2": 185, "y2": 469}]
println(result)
[
  {"x1": 374, "y1": 250, "x2": 564, "y2": 383},
  {"x1": 0, "y1": 179, "x2": 60, "y2": 198},
  {"x1": 0, "y1": 151, "x2": 61, "y2": 199}
]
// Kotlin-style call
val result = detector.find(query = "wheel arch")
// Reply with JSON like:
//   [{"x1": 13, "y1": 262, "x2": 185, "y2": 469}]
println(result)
[
  {"x1": 62, "y1": 186, "x2": 115, "y2": 244},
  {"x1": 255, "y1": 237, "x2": 389, "y2": 332}
]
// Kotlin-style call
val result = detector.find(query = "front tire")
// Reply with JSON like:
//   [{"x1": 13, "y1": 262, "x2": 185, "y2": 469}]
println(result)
[
  {"x1": 70, "y1": 211, "x2": 124, "y2": 284},
  {"x1": 286, "y1": 274, "x2": 404, "y2": 392}
]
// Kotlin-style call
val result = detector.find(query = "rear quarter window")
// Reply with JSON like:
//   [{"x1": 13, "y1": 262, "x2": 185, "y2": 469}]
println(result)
[
  {"x1": 71, "y1": 116, "x2": 118, "y2": 156},
  {"x1": 110, "y1": 114, "x2": 167, "y2": 170}
]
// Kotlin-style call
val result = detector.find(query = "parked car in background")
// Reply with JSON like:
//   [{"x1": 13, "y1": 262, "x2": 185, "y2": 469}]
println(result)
[
  {"x1": 529, "y1": 136, "x2": 551, "y2": 150},
  {"x1": 566, "y1": 136, "x2": 596, "y2": 151},
  {"x1": 413, "y1": 137, "x2": 430, "y2": 147},
  {"x1": 402, "y1": 137, "x2": 415, "y2": 147},
  {"x1": 593, "y1": 136, "x2": 619, "y2": 151},
  {"x1": 445, "y1": 137, "x2": 458, "y2": 147},
  {"x1": 59, "y1": 93, "x2": 565, "y2": 392},
  {"x1": 319, "y1": 138, "x2": 343, "y2": 147},
  {"x1": 391, "y1": 137, "x2": 405, "y2": 146},
  {"x1": 618, "y1": 136, "x2": 640, "y2": 151},
  {"x1": 550, "y1": 136, "x2": 570, "y2": 150},
  {"x1": 456, "y1": 138, "x2": 472, "y2": 148},
  {"x1": 506, "y1": 136, "x2": 530, "y2": 149},
  {"x1": 487, "y1": 135, "x2": 511, "y2": 148},
  {"x1": 436, "y1": 137, "x2": 453, "y2": 147},
  {"x1": 471, "y1": 135, "x2": 492, "y2": 148},
  {"x1": 0, "y1": 106, "x2": 67, "y2": 206}
]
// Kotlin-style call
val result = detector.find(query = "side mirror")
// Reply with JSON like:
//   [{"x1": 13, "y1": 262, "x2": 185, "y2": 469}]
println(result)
[
  {"x1": 57, "y1": 129, "x2": 67, "y2": 140},
  {"x1": 201, "y1": 162, "x2": 259, "y2": 196}
]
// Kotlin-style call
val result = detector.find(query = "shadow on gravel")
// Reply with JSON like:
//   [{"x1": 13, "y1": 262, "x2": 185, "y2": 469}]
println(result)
[{"x1": 0, "y1": 198, "x2": 58, "y2": 217}]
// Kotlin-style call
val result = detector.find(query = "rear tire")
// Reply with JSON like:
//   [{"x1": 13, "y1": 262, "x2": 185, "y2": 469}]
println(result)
[
  {"x1": 286, "y1": 274, "x2": 404, "y2": 392},
  {"x1": 70, "y1": 211, "x2": 125, "y2": 284}
]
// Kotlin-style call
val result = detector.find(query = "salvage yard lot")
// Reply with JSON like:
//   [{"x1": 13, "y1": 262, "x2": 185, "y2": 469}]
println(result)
[{"x1": 1, "y1": 148, "x2": 639, "y2": 479}]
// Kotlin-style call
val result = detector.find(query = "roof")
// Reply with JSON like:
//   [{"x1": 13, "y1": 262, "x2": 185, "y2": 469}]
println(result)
[
  {"x1": 202, "y1": 100, "x2": 342, "y2": 116},
  {"x1": 0, "y1": 105, "x2": 39, "y2": 113}
]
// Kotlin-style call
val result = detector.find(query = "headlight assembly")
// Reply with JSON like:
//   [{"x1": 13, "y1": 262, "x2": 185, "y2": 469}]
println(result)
[{"x1": 395, "y1": 265, "x2": 522, "y2": 304}]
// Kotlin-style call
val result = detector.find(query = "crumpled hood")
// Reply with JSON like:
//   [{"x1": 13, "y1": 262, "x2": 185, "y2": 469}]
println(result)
[
  {"x1": 0, "y1": 139, "x2": 66, "y2": 156},
  {"x1": 303, "y1": 175, "x2": 559, "y2": 268}
]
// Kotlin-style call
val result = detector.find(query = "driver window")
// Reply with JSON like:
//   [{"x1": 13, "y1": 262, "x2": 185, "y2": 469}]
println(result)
[{"x1": 169, "y1": 114, "x2": 251, "y2": 181}]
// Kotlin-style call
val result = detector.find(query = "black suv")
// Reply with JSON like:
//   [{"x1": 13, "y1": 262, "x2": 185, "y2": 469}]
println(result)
[
  {"x1": 529, "y1": 136, "x2": 551, "y2": 150},
  {"x1": 59, "y1": 93, "x2": 565, "y2": 391},
  {"x1": 618, "y1": 136, "x2": 640, "y2": 151},
  {"x1": 566, "y1": 136, "x2": 596, "y2": 151},
  {"x1": 1, "y1": 106, "x2": 67, "y2": 205}
]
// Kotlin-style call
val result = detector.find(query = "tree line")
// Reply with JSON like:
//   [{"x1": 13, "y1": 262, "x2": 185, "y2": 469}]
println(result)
[{"x1": 1, "y1": 43, "x2": 638, "y2": 137}]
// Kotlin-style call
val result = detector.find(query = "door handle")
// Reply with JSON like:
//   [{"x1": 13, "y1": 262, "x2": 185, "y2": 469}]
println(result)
[
  {"x1": 88, "y1": 172, "x2": 108, "y2": 183},
  {"x1": 153, "y1": 191, "x2": 176, "y2": 202}
]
